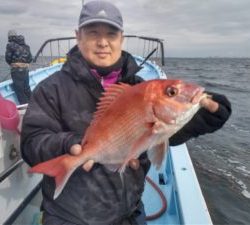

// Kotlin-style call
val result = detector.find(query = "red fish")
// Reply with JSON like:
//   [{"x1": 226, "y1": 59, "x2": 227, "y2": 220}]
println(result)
[{"x1": 29, "y1": 79, "x2": 205, "y2": 198}]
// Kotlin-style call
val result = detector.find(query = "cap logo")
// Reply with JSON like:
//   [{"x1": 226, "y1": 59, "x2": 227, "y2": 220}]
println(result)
[{"x1": 97, "y1": 10, "x2": 107, "y2": 17}]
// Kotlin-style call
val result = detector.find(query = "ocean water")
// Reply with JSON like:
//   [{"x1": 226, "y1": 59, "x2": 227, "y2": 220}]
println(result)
[
  {"x1": 0, "y1": 57, "x2": 249, "y2": 224},
  {"x1": 164, "y1": 58, "x2": 250, "y2": 225},
  {"x1": 0, "y1": 57, "x2": 10, "y2": 82}
]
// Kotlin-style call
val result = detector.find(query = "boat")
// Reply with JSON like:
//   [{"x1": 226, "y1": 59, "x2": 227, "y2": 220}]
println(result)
[{"x1": 0, "y1": 35, "x2": 213, "y2": 225}]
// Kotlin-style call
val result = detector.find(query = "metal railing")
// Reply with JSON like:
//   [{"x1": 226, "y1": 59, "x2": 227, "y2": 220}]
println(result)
[
  {"x1": 0, "y1": 159, "x2": 23, "y2": 183},
  {"x1": 3, "y1": 181, "x2": 42, "y2": 225},
  {"x1": 32, "y1": 35, "x2": 165, "y2": 68}
]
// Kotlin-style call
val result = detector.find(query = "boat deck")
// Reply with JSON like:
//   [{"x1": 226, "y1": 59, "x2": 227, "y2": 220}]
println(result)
[{"x1": 143, "y1": 145, "x2": 212, "y2": 224}]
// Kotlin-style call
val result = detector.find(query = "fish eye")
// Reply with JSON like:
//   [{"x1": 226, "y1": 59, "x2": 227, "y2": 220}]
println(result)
[{"x1": 165, "y1": 86, "x2": 178, "y2": 97}]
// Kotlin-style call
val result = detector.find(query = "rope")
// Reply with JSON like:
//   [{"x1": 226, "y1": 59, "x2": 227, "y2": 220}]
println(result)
[{"x1": 145, "y1": 176, "x2": 167, "y2": 220}]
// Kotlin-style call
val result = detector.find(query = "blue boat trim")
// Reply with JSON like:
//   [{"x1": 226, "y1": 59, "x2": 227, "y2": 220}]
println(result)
[{"x1": 170, "y1": 144, "x2": 213, "y2": 224}]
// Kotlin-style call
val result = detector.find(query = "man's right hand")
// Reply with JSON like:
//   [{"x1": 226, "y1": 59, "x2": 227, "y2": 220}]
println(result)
[
  {"x1": 70, "y1": 144, "x2": 95, "y2": 172},
  {"x1": 70, "y1": 144, "x2": 82, "y2": 155}
]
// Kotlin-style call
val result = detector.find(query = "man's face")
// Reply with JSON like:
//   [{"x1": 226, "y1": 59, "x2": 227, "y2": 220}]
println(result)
[{"x1": 76, "y1": 23, "x2": 124, "y2": 67}]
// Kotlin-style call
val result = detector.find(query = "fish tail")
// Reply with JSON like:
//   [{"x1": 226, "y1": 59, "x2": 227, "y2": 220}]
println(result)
[{"x1": 29, "y1": 154, "x2": 82, "y2": 199}]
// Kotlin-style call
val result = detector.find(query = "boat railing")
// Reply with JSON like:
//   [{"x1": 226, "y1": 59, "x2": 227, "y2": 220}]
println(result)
[
  {"x1": 31, "y1": 35, "x2": 165, "y2": 71},
  {"x1": 0, "y1": 159, "x2": 24, "y2": 183},
  {"x1": 2, "y1": 181, "x2": 42, "y2": 225}
]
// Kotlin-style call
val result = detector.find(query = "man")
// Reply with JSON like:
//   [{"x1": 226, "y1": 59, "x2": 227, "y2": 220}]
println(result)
[
  {"x1": 21, "y1": 1, "x2": 231, "y2": 225},
  {"x1": 5, "y1": 30, "x2": 32, "y2": 104}
]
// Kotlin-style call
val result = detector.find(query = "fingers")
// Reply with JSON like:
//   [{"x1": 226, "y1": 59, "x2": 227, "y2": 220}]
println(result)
[
  {"x1": 128, "y1": 159, "x2": 140, "y2": 170},
  {"x1": 200, "y1": 97, "x2": 219, "y2": 113},
  {"x1": 70, "y1": 145, "x2": 139, "y2": 172},
  {"x1": 82, "y1": 160, "x2": 95, "y2": 172},
  {"x1": 83, "y1": 159, "x2": 139, "y2": 172},
  {"x1": 70, "y1": 144, "x2": 82, "y2": 155},
  {"x1": 70, "y1": 145, "x2": 95, "y2": 172}
]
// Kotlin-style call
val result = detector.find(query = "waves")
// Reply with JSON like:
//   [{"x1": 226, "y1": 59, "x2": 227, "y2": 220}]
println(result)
[
  {"x1": 192, "y1": 160, "x2": 250, "y2": 224},
  {"x1": 164, "y1": 58, "x2": 250, "y2": 224}
]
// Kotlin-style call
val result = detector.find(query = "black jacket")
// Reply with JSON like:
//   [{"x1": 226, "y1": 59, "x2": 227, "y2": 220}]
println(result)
[
  {"x1": 21, "y1": 48, "x2": 149, "y2": 225},
  {"x1": 5, "y1": 35, "x2": 32, "y2": 65},
  {"x1": 21, "y1": 46, "x2": 231, "y2": 224},
  {"x1": 169, "y1": 92, "x2": 231, "y2": 145}
]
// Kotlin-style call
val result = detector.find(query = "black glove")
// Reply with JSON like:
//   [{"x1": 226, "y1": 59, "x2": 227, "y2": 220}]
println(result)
[{"x1": 169, "y1": 92, "x2": 232, "y2": 146}]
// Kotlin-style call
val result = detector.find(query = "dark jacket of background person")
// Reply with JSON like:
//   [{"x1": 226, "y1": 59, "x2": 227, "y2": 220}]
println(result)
[
  {"x1": 21, "y1": 45, "x2": 231, "y2": 225},
  {"x1": 5, "y1": 35, "x2": 32, "y2": 65},
  {"x1": 5, "y1": 34, "x2": 32, "y2": 104}
]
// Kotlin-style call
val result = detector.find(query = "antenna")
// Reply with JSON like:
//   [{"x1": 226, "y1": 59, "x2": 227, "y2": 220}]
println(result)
[{"x1": 139, "y1": 47, "x2": 158, "y2": 67}]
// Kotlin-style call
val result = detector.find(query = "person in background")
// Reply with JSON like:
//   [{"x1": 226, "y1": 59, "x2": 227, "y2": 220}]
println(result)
[
  {"x1": 5, "y1": 30, "x2": 32, "y2": 104},
  {"x1": 21, "y1": 1, "x2": 231, "y2": 225}
]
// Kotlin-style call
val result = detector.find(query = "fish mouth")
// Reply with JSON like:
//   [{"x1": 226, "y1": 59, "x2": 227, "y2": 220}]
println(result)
[{"x1": 191, "y1": 87, "x2": 205, "y2": 104}]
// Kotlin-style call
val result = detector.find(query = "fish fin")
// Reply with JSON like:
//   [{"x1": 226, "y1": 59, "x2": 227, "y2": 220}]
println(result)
[
  {"x1": 152, "y1": 120, "x2": 171, "y2": 134},
  {"x1": 119, "y1": 120, "x2": 169, "y2": 173},
  {"x1": 54, "y1": 168, "x2": 76, "y2": 199},
  {"x1": 148, "y1": 140, "x2": 168, "y2": 169},
  {"x1": 92, "y1": 83, "x2": 131, "y2": 123},
  {"x1": 119, "y1": 172, "x2": 125, "y2": 187},
  {"x1": 119, "y1": 130, "x2": 154, "y2": 173},
  {"x1": 118, "y1": 163, "x2": 128, "y2": 174},
  {"x1": 29, "y1": 154, "x2": 80, "y2": 199}
]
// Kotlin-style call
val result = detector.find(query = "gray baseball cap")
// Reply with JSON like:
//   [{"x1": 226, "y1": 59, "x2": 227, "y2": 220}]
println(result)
[{"x1": 78, "y1": 1, "x2": 123, "y2": 31}]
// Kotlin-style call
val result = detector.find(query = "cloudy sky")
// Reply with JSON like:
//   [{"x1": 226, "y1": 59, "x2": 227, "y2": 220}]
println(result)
[{"x1": 1, "y1": 0, "x2": 250, "y2": 57}]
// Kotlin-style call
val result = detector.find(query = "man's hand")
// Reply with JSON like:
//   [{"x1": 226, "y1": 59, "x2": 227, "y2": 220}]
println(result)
[
  {"x1": 70, "y1": 144, "x2": 82, "y2": 155},
  {"x1": 70, "y1": 144, "x2": 140, "y2": 172},
  {"x1": 128, "y1": 159, "x2": 140, "y2": 170},
  {"x1": 70, "y1": 144, "x2": 94, "y2": 172},
  {"x1": 200, "y1": 96, "x2": 219, "y2": 113}
]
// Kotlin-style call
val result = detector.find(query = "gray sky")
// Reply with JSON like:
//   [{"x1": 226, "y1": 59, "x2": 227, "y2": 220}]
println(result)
[{"x1": 1, "y1": 0, "x2": 250, "y2": 57}]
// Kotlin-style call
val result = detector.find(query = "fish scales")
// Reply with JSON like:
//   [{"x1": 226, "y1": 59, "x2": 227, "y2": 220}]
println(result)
[{"x1": 29, "y1": 79, "x2": 205, "y2": 198}]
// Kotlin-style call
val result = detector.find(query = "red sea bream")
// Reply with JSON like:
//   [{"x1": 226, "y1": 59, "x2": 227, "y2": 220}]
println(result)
[{"x1": 29, "y1": 79, "x2": 206, "y2": 198}]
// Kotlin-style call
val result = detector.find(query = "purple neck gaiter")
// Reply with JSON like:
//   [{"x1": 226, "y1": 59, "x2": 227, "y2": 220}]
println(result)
[{"x1": 91, "y1": 69, "x2": 122, "y2": 90}]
